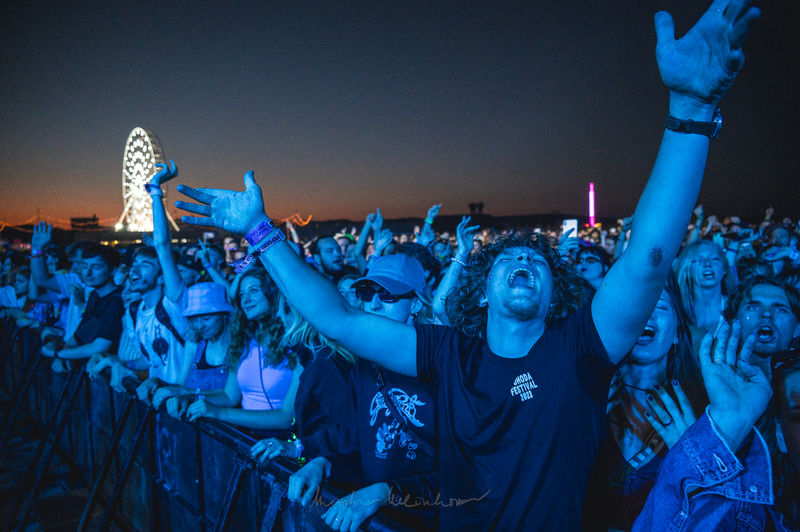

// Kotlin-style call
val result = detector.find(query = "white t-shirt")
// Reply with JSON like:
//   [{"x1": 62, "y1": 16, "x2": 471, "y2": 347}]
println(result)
[
  {"x1": 55, "y1": 271, "x2": 88, "y2": 341},
  {"x1": 0, "y1": 285, "x2": 24, "y2": 309},
  {"x1": 133, "y1": 292, "x2": 188, "y2": 385}
]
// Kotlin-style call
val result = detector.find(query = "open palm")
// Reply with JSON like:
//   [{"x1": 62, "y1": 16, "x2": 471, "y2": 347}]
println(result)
[
  {"x1": 176, "y1": 171, "x2": 269, "y2": 236},
  {"x1": 655, "y1": 0, "x2": 760, "y2": 104}
]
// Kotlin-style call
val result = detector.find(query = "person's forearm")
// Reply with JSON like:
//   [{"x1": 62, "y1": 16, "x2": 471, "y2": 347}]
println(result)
[
  {"x1": 59, "y1": 338, "x2": 112, "y2": 360},
  {"x1": 626, "y1": 94, "x2": 713, "y2": 279},
  {"x1": 257, "y1": 235, "x2": 417, "y2": 376},
  {"x1": 202, "y1": 389, "x2": 240, "y2": 407},
  {"x1": 30, "y1": 256, "x2": 59, "y2": 292},
  {"x1": 151, "y1": 193, "x2": 185, "y2": 302},
  {"x1": 212, "y1": 406, "x2": 294, "y2": 430},
  {"x1": 203, "y1": 264, "x2": 230, "y2": 290},
  {"x1": 353, "y1": 221, "x2": 371, "y2": 258},
  {"x1": 707, "y1": 407, "x2": 756, "y2": 452},
  {"x1": 431, "y1": 261, "x2": 465, "y2": 325},
  {"x1": 686, "y1": 223, "x2": 701, "y2": 244},
  {"x1": 258, "y1": 240, "x2": 359, "y2": 345}
]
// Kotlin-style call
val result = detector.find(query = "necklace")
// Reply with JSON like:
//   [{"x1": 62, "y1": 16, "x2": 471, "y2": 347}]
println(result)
[
  {"x1": 618, "y1": 374, "x2": 669, "y2": 393},
  {"x1": 620, "y1": 381, "x2": 651, "y2": 393}
]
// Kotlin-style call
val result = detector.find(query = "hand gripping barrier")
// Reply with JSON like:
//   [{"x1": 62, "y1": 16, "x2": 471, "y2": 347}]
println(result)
[{"x1": 0, "y1": 319, "x2": 414, "y2": 532}]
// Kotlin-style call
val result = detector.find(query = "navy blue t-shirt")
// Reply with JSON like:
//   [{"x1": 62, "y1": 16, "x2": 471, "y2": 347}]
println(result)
[
  {"x1": 74, "y1": 285, "x2": 123, "y2": 350},
  {"x1": 415, "y1": 304, "x2": 615, "y2": 531}
]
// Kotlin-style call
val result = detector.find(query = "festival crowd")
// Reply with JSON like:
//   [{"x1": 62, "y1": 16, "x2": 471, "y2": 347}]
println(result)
[{"x1": 2, "y1": 2, "x2": 798, "y2": 531}]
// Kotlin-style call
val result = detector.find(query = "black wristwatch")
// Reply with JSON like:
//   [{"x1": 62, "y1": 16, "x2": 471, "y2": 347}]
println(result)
[{"x1": 665, "y1": 108, "x2": 722, "y2": 139}]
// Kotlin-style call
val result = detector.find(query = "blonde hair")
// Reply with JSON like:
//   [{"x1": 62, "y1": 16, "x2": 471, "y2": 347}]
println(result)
[
  {"x1": 674, "y1": 240, "x2": 730, "y2": 325},
  {"x1": 277, "y1": 294, "x2": 357, "y2": 365}
]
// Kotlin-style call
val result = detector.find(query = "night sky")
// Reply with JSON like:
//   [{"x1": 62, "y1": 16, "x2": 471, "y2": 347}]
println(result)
[{"x1": 1, "y1": 1, "x2": 797, "y2": 229}]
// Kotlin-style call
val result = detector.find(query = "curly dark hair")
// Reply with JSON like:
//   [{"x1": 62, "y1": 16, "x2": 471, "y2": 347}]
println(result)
[
  {"x1": 225, "y1": 269, "x2": 294, "y2": 370},
  {"x1": 723, "y1": 275, "x2": 800, "y2": 323},
  {"x1": 444, "y1": 230, "x2": 587, "y2": 339}
]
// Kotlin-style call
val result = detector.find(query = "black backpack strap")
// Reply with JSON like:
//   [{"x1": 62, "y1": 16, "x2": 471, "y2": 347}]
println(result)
[
  {"x1": 374, "y1": 367, "x2": 436, "y2": 458},
  {"x1": 128, "y1": 300, "x2": 140, "y2": 326},
  {"x1": 155, "y1": 298, "x2": 185, "y2": 347}
]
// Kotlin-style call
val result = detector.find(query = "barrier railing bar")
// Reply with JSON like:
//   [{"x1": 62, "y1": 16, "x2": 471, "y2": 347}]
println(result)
[
  {"x1": 0, "y1": 353, "x2": 46, "y2": 445},
  {"x1": 0, "y1": 322, "x2": 412, "y2": 532},
  {"x1": 195, "y1": 423, "x2": 208, "y2": 532},
  {"x1": 0, "y1": 324, "x2": 20, "y2": 375},
  {"x1": 76, "y1": 392, "x2": 136, "y2": 532},
  {"x1": 259, "y1": 472, "x2": 285, "y2": 532},
  {"x1": 8, "y1": 368, "x2": 85, "y2": 532},
  {"x1": 99, "y1": 407, "x2": 154, "y2": 532},
  {"x1": 213, "y1": 456, "x2": 249, "y2": 532}
]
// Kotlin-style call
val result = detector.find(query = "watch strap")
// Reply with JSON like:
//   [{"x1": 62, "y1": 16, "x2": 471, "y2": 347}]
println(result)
[{"x1": 665, "y1": 108, "x2": 722, "y2": 139}]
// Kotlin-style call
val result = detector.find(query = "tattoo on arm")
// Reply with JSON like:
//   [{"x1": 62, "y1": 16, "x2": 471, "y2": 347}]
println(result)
[{"x1": 648, "y1": 247, "x2": 665, "y2": 268}]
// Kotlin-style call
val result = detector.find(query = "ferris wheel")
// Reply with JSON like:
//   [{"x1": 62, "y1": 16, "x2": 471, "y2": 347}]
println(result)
[{"x1": 117, "y1": 127, "x2": 179, "y2": 232}]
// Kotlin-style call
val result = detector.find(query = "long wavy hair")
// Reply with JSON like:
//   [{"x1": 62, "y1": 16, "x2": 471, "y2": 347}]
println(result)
[
  {"x1": 658, "y1": 272, "x2": 708, "y2": 412},
  {"x1": 276, "y1": 293, "x2": 357, "y2": 365},
  {"x1": 225, "y1": 269, "x2": 294, "y2": 370},
  {"x1": 445, "y1": 230, "x2": 587, "y2": 339}
]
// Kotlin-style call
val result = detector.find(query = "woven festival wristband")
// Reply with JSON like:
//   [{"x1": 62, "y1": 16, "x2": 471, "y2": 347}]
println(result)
[
  {"x1": 245, "y1": 218, "x2": 275, "y2": 246},
  {"x1": 30, "y1": 249, "x2": 44, "y2": 258},
  {"x1": 230, "y1": 229, "x2": 285, "y2": 273},
  {"x1": 144, "y1": 183, "x2": 163, "y2": 197}
]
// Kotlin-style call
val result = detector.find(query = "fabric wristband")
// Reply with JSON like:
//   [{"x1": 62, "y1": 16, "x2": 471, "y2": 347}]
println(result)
[
  {"x1": 245, "y1": 218, "x2": 275, "y2": 246},
  {"x1": 230, "y1": 230, "x2": 285, "y2": 273},
  {"x1": 144, "y1": 183, "x2": 163, "y2": 197},
  {"x1": 425, "y1": 217, "x2": 434, "y2": 225},
  {"x1": 30, "y1": 249, "x2": 44, "y2": 258}
]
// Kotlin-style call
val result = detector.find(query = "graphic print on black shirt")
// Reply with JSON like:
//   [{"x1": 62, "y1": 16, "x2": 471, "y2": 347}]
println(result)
[
  {"x1": 415, "y1": 304, "x2": 616, "y2": 531},
  {"x1": 369, "y1": 384, "x2": 426, "y2": 460}
]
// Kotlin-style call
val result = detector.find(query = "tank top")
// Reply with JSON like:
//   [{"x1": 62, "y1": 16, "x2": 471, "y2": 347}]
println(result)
[{"x1": 237, "y1": 338, "x2": 293, "y2": 411}]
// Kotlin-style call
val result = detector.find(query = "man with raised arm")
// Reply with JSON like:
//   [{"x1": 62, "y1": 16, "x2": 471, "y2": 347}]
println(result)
[
  {"x1": 177, "y1": 2, "x2": 759, "y2": 528},
  {"x1": 130, "y1": 160, "x2": 192, "y2": 400}
]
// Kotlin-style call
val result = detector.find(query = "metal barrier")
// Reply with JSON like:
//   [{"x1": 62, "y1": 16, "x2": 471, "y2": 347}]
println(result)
[{"x1": 0, "y1": 319, "x2": 412, "y2": 532}]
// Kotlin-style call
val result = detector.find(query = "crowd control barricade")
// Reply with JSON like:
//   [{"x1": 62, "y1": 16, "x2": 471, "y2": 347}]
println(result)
[{"x1": 0, "y1": 318, "x2": 413, "y2": 531}]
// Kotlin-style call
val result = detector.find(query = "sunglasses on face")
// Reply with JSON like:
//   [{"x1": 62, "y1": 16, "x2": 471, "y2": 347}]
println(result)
[{"x1": 354, "y1": 283, "x2": 414, "y2": 303}]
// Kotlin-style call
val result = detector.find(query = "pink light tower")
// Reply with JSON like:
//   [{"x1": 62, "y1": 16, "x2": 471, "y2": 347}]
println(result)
[{"x1": 589, "y1": 182, "x2": 596, "y2": 227}]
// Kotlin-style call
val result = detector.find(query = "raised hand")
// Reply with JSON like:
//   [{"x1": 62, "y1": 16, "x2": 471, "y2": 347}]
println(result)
[
  {"x1": 558, "y1": 229, "x2": 580, "y2": 257},
  {"x1": 644, "y1": 380, "x2": 698, "y2": 448},
  {"x1": 417, "y1": 223, "x2": 435, "y2": 247},
  {"x1": 150, "y1": 159, "x2": 179, "y2": 187},
  {"x1": 372, "y1": 208, "x2": 384, "y2": 233},
  {"x1": 176, "y1": 171, "x2": 270, "y2": 236},
  {"x1": 31, "y1": 221, "x2": 52, "y2": 252},
  {"x1": 655, "y1": 0, "x2": 760, "y2": 106},
  {"x1": 426, "y1": 203, "x2": 442, "y2": 222},
  {"x1": 455, "y1": 216, "x2": 480, "y2": 260},
  {"x1": 373, "y1": 228, "x2": 394, "y2": 257},
  {"x1": 699, "y1": 320, "x2": 772, "y2": 449}
]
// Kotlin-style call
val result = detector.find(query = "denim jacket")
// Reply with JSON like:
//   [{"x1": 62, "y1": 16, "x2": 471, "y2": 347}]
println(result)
[{"x1": 633, "y1": 407, "x2": 796, "y2": 532}]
